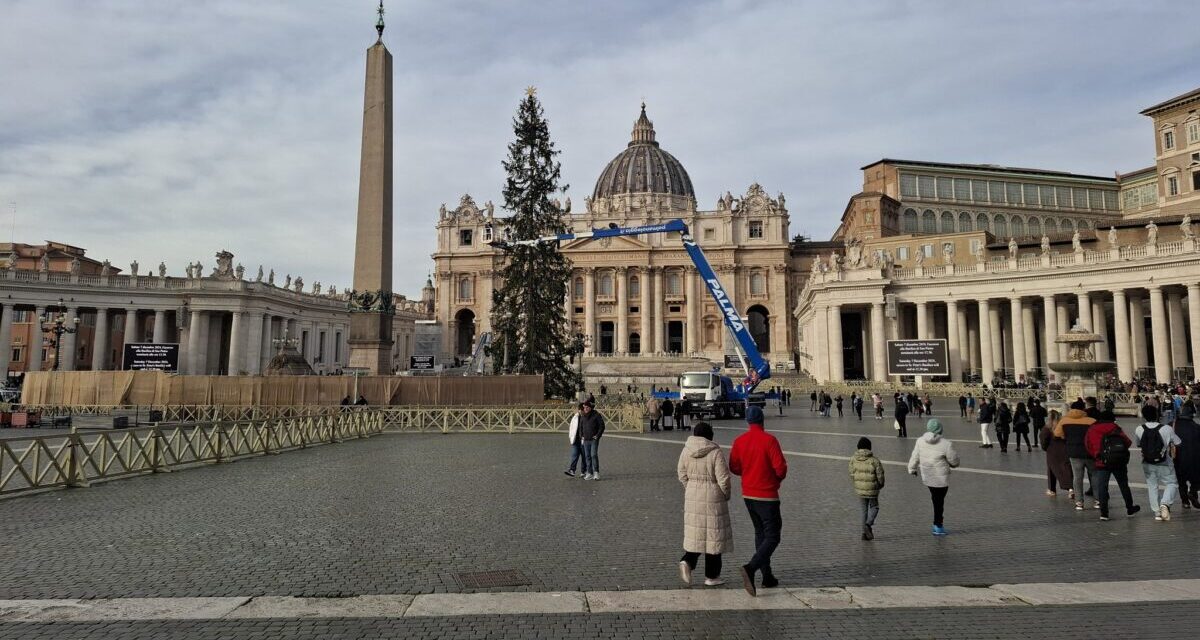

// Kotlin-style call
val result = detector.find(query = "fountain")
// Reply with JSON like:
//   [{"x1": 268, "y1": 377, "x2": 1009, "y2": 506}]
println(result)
[{"x1": 1049, "y1": 323, "x2": 1116, "y2": 407}]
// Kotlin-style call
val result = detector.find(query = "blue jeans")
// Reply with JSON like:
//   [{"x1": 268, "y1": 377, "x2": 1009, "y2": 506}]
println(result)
[
  {"x1": 583, "y1": 439, "x2": 599, "y2": 474},
  {"x1": 567, "y1": 442, "x2": 585, "y2": 473},
  {"x1": 1142, "y1": 461, "x2": 1179, "y2": 511}
]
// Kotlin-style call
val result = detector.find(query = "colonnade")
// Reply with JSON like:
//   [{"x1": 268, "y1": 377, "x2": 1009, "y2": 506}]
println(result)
[{"x1": 815, "y1": 283, "x2": 1200, "y2": 385}]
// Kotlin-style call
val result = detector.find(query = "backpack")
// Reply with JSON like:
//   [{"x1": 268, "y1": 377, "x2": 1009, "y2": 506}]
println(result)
[
  {"x1": 1139, "y1": 424, "x2": 1167, "y2": 464},
  {"x1": 1099, "y1": 430, "x2": 1130, "y2": 467}
]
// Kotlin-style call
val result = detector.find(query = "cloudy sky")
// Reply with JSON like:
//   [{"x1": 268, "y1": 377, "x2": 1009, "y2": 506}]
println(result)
[{"x1": 0, "y1": 0, "x2": 1195, "y2": 295}]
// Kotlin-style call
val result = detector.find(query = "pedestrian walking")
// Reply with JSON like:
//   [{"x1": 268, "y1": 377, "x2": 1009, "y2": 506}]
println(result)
[
  {"x1": 662, "y1": 398, "x2": 674, "y2": 430},
  {"x1": 907, "y1": 419, "x2": 960, "y2": 535},
  {"x1": 977, "y1": 397, "x2": 995, "y2": 448},
  {"x1": 676, "y1": 398, "x2": 690, "y2": 431},
  {"x1": 849, "y1": 437, "x2": 885, "y2": 540},
  {"x1": 810, "y1": 391, "x2": 818, "y2": 412},
  {"x1": 853, "y1": 394, "x2": 864, "y2": 421},
  {"x1": 1060, "y1": 403, "x2": 1097, "y2": 510},
  {"x1": 647, "y1": 396, "x2": 663, "y2": 432},
  {"x1": 578, "y1": 402, "x2": 606, "y2": 481},
  {"x1": 1040, "y1": 408, "x2": 1073, "y2": 497},
  {"x1": 835, "y1": 395, "x2": 844, "y2": 418},
  {"x1": 995, "y1": 401, "x2": 1012, "y2": 453},
  {"x1": 894, "y1": 397, "x2": 909, "y2": 437},
  {"x1": 958, "y1": 395, "x2": 968, "y2": 418},
  {"x1": 923, "y1": 395, "x2": 932, "y2": 416},
  {"x1": 1174, "y1": 399, "x2": 1200, "y2": 509},
  {"x1": 1135, "y1": 404, "x2": 1181, "y2": 521},
  {"x1": 967, "y1": 394, "x2": 976, "y2": 419},
  {"x1": 677, "y1": 422, "x2": 734, "y2": 587},
  {"x1": 729, "y1": 406, "x2": 787, "y2": 597},
  {"x1": 564, "y1": 404, "x2": 587, "y2": 477},
  {"x1": 1085, "y1": 409, "x2": 1140, "y2": 521},
  {"x1": 873, "y1": 393, "x2": 884, "y2": 420},
  {"x1": 1013, "y1": 402, "x2": 1032, "y2": 452}
]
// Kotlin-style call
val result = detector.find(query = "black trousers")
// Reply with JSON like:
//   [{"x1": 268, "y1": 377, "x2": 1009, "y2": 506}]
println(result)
[
  {"x1": 1094, "y1": 466, "x2": 1135, "y2": 517},
  {"x1": 995, "y1": 427, "x2": 1010, "y2": 451},
  {"x1": 895, "y1": 417, "x2": 907, "y2": 437},
  {"x1": 744, "y1": 499, "x2": 781, "y2": 576},
  {"x1": 928, "y1": 486, "x2": 948, "y2": 526},
  {"x1": 681, "y1": 552, "x2": 722, "y2": 580}
]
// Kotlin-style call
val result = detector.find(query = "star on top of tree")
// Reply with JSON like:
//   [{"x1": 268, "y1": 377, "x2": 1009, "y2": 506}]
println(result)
[{"x1": 525, "y1": 86, "x2": 537, "y2": 97}]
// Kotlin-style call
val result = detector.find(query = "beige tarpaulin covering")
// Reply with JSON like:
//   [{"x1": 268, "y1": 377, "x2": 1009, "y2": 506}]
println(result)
[{"x1": 21, "y1": 371, "x2": 544, "y2": 406}]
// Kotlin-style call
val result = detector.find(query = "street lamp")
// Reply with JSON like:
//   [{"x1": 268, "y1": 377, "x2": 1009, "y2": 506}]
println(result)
[{"x1": 40, "y1": 299, "x2": 79, "y2": 371}]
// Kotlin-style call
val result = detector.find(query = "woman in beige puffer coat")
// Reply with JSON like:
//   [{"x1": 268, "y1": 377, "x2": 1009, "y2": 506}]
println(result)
[{"x1": 676, "y1": 422, "x2": 734, "y2": 586}]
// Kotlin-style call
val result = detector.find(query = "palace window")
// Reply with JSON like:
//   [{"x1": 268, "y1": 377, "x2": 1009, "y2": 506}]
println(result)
[
  {"x1": 598, "y1": 273, "x2": 613, "y2": 296},
  {"x1": 988, "y1": 181, "x2": 1006, "y2": 203},
  {"x1": 1057, "y1": 187, "x2": 1072, "y2": 209},
  {"x1": 457, "y1": 277, "x2": 472, "y2": 301},
  {"x1": 902, "y1": 208, "x2": 917, "y2": 233},
  {"x1": 958, "y1": 211, "x2": 972, "y2": 231},
  {"x1": 936, "y1": 177, "x2": 953, "y2": 199},
  {"x1": 666, "y1": 272, "x2": 682, "y2": 295},
  {"x1": 703, "y1": 227, "x2": 715, "y2": 241},
  {"x1": 1023, "y1": 183, "x2": 1040, "y2": 205},
  {"x1": 994, "y1": 214, "x2": 1008, "y2": 237},
  {"x1": 971, "y1": 180, "x2": 989, "y2": 202},
  {"x1": 976, "y1": 212, "x2": 989, "y2": 233},
  {"x1": 1164, "y1": 130, "x2": 1176, "y2": 151},
  {"x1": 483, "y1": 225, "x2": 494, "y2": 242},
  {"x1": 13, "y1": 309, "x2": 30, "y2": 322},
  {"x1": 1072, "y1": 189, "x2": 1088, "y2": 209},
  {"x1": 573, "y1": 277, "x2": 584, "y2": 300},
  {"x1": 922, "y1": 244, "x2": 934, "y2": 258},
  {"x1": 1103, "y1": 190, "x2": 1117, "y2": 210},
  {"x1": 1006, "y1": 182, "x2": 1022, "y2": 204},
  {"x1": 918, "y1": 175, "x2": 934, "y2": 197},
  {"x1": 749, "y1": 271, "x2": 766, "y2": 296},
  {"x1": 629, "y1": 275, "x2": 640, "y2": 297},
  {"x1": 748, "y1": 221, "x2": 764, "y2": 239},
  {"x1": 1040, "y1": 185, "x2": 1056, "y2": 207},
  {"x1": 459, "y1": 229, "x2": 473, "y2": 246},
  {"x1": 1193, "y1": 171, "x2": 1200, "y2": 191},
  {"x1": 1027, "y1": 216, "x2": 1041, "y2": 236},
  {"x1": 11, "y1": 348, "x2": 21, "y2": 363},
  {"x1": 897, "y1": 247, "x2": 909, "y2": 261},
  {"x1": 899, "y1": 173, "x2": 917, "y2": 197},
  {"x1": 1168, "y1": 176, "x2": 1180, "y2": 196},
  {"x1": 940, "y1": 211, "x2": 954, "y2": 232},
  {"x1": 1010, "y1": 216, "x2": 1025, "y2": 237},
  {"x1": 1188, "y1": 121, "x2": 1200, "y2": 144},
  {"x1": 953, "y1": 179, "x2": 970, "y2": 200},
  {"x1": 921, "y1": 210, "x2": 936, "y2": 233}
]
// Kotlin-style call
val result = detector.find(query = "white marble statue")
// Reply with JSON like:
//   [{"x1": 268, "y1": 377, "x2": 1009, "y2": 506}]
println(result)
[
  {"x1": 914, "y1": 249, "x2": 924, "y2": 267},
  {"x1": 1072, "y1": 230, "x2": 1082, "y2": 254},
  {"x1": 1182, "y1": 214, "x2": 1194, "y2": 239},
  {"x1": 284, "y1": 274, "x2": 291, "y2": 289},
  {"x1": 439, "y1": 203, "x2": 448, "y2": 219},
  {"x1": 312, "y1": 281, "x2": 321, "y2": 294},
  {"x1": 830, "y1": 251, "x2": 842, "y2": 272},
  {"x1": 38, "y1": 253, "x2": 49, "y2": 272},
  {"x1": 100, "y1": 260, "x2": 112, "y2": 276},
  {"x1": 255, "y1": 265, "x2": 263, "y2": 282},
  {"x1": 70, "y1": 257, "x2": 81, "y2": 276},
  {"x1": 1108, "y1": 226, "x2": 1118, "y2": 246},
  {"x1": 129, "y1": 260, "x2": 138, "y2": 277},
  {"x1": 1040, "y1": 234, "x2": 1050, "y2": 255},
  {"x1": 1146, "y1": 219, "x2": 1158, "y2": 245},
  {"x1": 1008, "y1": 237, "x2": 1018, "y2": 259},
  {"x1": 942, "y1": 243, "x2": 954, "y2": 265},
  {"x1": 158, "y1": 262, "x2": 166, "y2": 277},
  {"x1": 485, "y1": 200, "x2": 494, "y2": 218},
  {"x1": 268, "y1": 269, "x2": 275, "y2": 285},
  {"x1": 195, "y1": 260, "x2": 203, "y2": 278},
  {"x1": 235, "y1": 264, "x2": 244, "y2": 280},
  {"x1": 294, "y1": 277, "x2": 304, "y2": 293}
]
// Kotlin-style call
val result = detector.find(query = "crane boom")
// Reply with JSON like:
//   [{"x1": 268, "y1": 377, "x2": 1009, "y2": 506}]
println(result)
[{"x1": 492, "y1": 218, "x2": 771, "y2": 392}]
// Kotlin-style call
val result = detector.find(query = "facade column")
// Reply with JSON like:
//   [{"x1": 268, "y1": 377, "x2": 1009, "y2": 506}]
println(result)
[
  {"x1": 967, "y1": 308, "x2": 979, "y2": 374},
  {"x1": 1042, "y1": 296, "x2": 1058, "y2": 375},
  {"x1": 480, "y1": 271, "x2": 494, "y2": 334},
  {"x1": 0, "y1": 304, "x2": 12, "y2": 376},
  {"x1": 1149, "y1": 286, "x2": 1171, "y2": 383},
  {"x1": 947, "y1": 300, "x2": 963, "y2": 383},
  {"x1": 1056, "y1": 303, "x2": 1070, "y2": 361},
  {"x1": 1130, "y1": 294, "x2": 1148, "y2": 371},
  {"x1": 1167, "y1": 290, "x2": 1187, "y2": 373},
  {"x1": 1009, "y1": 298, "x2": 1027, "y2": 382},
  {"x1": 228, "y1": 311, "x2": 245, "y2": 376},
  {"x1": 685, "y1": 268, "x2": 699, "y2": 354},
  {"x1": 1077, "y1": 292, "x2": 1093, "y2": 332},
  {"x1": 988, "y1": 305, "x2": 1003, "y2": 377},
  {"x1": 915, "y1": 302, "x2": 929, "y2": 338},
  {"x1": 652, "y1": 268, "x2": 665, "y2": 354},
  {"x1": 152, "y1": 310, "x2": 168, "y2": 344},
  {"x1": 639, "y1": 266, "x2": 652, "y2": 354},
  {"x1": 827, "y1": 305, "x2": 844, "y2": 382},
  {"x1": 1188, "y1": 284, "x2": 1200, "y2": 381},
  {"x1": 260, "y1": 315, "x2": 274, "y2": 370},
  {"x1": 563, "y1": 282, "x2": 573, "y2": 331},
  {"x1": 123, "y1": 309, "x2": 140, "y2": 350},
  {"x1": 871, "y1": 302, "x2": 887, "y2": 382},
  {"x1": 1091, "y1": 298, "x2": 1109, "y2": 363},
  {"x1": 60, "y1": 306, "x2": 79, "y2": 371},
  {"x1": 91, "y1": 308, "x2": 110, "y2": 371},
  {"x1": 28, "y1": 306, "x2": 45, "y2": 373},
  {"x1": 187, "y1": 310, "x2": 204, "y2": 375},
  {"x1": 617, "y1": 268, "x2": 630, "y2": 354},
  {"x1": 583, "y1": 268, "x2": 596, "y2": 355},
  {"x1": 1112, "y1": 290, "x2": 1133, "y2": 382},
  {"x1": 978, "y1": 299, "x2": 994, "y2": 385},
  {"x1": 957, "y1": 305, "x2": 971, "y2": 380},
  {"x1": 246, "y1": 312, "x2": 264, "y2": 375},
  {"x1": 815, "y1": 307, "x2": 829, "y2": 381},
  {"x1": 1021, "y1": 304, "x2": 1037, "y2": 373}
]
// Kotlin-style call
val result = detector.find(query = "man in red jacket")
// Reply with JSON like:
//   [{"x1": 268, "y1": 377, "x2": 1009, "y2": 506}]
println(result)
[
  {"x1": 1084, "y1": 410, "x2": 1141, "y2": 521},
  {"x1": 729, "y1": 405, "x2": 788, "y2": 596}
]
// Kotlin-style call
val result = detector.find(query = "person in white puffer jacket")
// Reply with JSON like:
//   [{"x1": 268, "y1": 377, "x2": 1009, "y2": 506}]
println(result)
[{"x1": 908, "y1": 419, "x2": 960, "y2": 536}]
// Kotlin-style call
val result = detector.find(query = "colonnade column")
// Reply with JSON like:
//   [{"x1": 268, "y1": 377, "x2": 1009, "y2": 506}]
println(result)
[
  {"x1": 871, "y1": 302, "x2": 887, "y2": 382},
  {"x1": 1130, "y1": 294, "x2": 1147, "y2": 371},
  {"x1": 228, "y1": 312, "x2": 245, "y2": 376},
  {"x1": 946, "y1": 300, "x2": 963, "y2": 383},
  {"x1": 0, "y1": 305, "x2": 12, "y2": 375},
  {"x1": 1091, "y1": 298, "x2": 1109, "y2": 362},
  {"x1": 814, "y1": 307, "x2": 829, "y2": 381},
  {"x1": 259, "y1": 314, "x2": 273, "y2": 370},
  {"x1": 1189, "y1": 284, "x2": 1200, "y2": 381},
  {"x1": 652, "y1": 268, "x2": 665, "y2": 354},
  {"x1": 60, "y1": 306, "x2": 79, "y2": 371},
  {"x1": 1021, "y1": 304, "x2": 1037, "y2": 373},
  {"x1": 957, "y1": 306, "x2": 971, "y2": 381},
  {"x1": 583, "y1": 268, "x2": 596, "y2": 355},
  {"x1": 1167, "y1": 290, "x2": 1187, "y2": 372},
  {"x1": 685, "y1": 268, "x2": 699, "y2": 355},
  {"x1": 28, "y1": 307, "x2": 45, "y2": 372},
  {"x1": 91, "y1": 308, "x2": 109, "y2": 371},
  {"x1": 1077, "y1": 292, "x2": 1093, "y2": 332},
  {"x1": 187, "y1": 310, "x2": 204, "y2": 375},
  {"x1": 988, "y1": 305, "x2": 1003, "y2": 377},
  {"x1": 978, "y1": 299, "x2": 994, "y2": 385},
  {"x1": 1056, "y1": 303, "x2": 1070, "y2": 361},
  {"x1": 827, "y1": 305, "x2": 844, "y2": 382},
  {"x1": 915, "y1": 302, "x2": 929, "y2": 339},
  {"x1": 967, "y1": 309, "x2": 979, "y2": 374},
  {"x1": 616, "y1": 267, "x2": 629, "y2": 354},
  {"x1": 123, "y1": 309, "x2": 140, "y2": 350},
  {"x1": 153, "y1": 309, "x2": 168, "y2": 344},
  {"x1": 1112, "y1": 290, "x2": 1133, "y2": 382},
  {"x1": 1010, "y1": 298, "x2": 1027, "y2": 381},
  {"x1": 1042, "y1": 296, "x2": 1058, "y2": 378},
  {"x1": 245, "y1": 312, "x2": 263, "y2": 375},
  {"x1": 1149, "y1": 286, "x2": 1171, "y2": 383},
  {"x1": 639, "y1": 266, "x2": 652, "y2": 354}
]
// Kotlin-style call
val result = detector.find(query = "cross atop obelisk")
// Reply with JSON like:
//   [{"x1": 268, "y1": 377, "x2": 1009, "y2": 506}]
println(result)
[{"x1": 348, "y1": 2, "x2": 395, "y2": 375}]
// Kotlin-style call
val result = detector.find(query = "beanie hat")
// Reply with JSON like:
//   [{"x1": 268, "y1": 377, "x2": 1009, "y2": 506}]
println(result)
[
  {"x1": 856, "y1": 436, "x2": 872, "y2": 450},
  {"x1": 926, "y1": 419, "x2": 943, "y2": 435},
  {"x1": 746, "y1": 405, "x2": 765, "y2": 424}
]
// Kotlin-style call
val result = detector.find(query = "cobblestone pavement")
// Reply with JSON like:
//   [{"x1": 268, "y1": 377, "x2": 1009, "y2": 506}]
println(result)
[{"x1": 2, "y1": 602, "x2": 1198, "y2": 639}]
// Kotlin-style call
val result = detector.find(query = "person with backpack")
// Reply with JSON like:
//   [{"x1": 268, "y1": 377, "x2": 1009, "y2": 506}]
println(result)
[
  {"x1": 907, "y1": 419, "x2": 960, "y2": 536},
  {"x1": 977, "y1": 397, "x2": 995, "y2": 448},
  {"x1": 1174, "y1": 399, "x2": 1200, "y2": 510},
  {"x1": 1084, "y1": 409, "x2": 1141, "y2": 521},
  {"x1": 849, "y1": 436, "x2": 885, "y2": 540},
  {"x1": 1060, "y1": 403, "x2": 1096, "y2": 510},
  {"x1": 1012, "y1": 402, "x2": 1032, "y2": 452},
  {"x1": 995, "y1": 401, "x2": 1013, "y2": 453},
  {"x1": 1135, "y1": 404, "x2": 1181, "y2": 521}
]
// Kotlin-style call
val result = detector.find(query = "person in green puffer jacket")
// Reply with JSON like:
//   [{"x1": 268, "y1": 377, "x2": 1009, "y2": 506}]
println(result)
[{"x1": 848, "y1": 437, "x2": 886, "y2": 541}]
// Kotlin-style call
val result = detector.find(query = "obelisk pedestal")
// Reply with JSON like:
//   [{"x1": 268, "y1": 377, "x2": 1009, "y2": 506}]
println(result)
[{"x1": 348, "y1": 37, "x2": 394, "y2": 375}]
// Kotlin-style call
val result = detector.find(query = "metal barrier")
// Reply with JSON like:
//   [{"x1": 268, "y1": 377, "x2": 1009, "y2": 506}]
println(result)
[
  {"x1": 0, "y1": 410, "x2": 385, "y2": 497},
  {"x1": 379, "y1": 404, "x2": 645, "y2": 433}
]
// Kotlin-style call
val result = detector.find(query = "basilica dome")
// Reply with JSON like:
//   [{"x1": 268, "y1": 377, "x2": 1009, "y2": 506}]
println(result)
[{"x1": 592, "y1": 104, "x2": 695, "y2": 201}]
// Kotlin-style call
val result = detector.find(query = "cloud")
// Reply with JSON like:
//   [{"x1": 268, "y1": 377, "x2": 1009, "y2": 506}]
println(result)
[{"x1": 0, "y1": 0, "x2": 1194, "y2": 295}]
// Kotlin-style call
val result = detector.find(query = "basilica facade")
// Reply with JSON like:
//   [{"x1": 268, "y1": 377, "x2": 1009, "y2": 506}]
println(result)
[{"x1": 431, "y1": 106, "x2": 799, "y2": 368}]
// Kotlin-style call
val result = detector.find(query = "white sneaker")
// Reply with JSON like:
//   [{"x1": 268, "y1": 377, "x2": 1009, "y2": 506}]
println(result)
[
  {"x1": 1160, "y1": 504, "x2": 1171, "y2": 521},
  {"x1": 583, "y1": 473, "x2": 593, "y2": 480},
  {"x1": 704, "y1": 578, "x2": 727, "y2": 586},
  {"x1": 591, "y1": 473, "x2": 601, "y2": 481},
  {"x1": 679, "y1": 561, "x2": 692, "y2": 585}
]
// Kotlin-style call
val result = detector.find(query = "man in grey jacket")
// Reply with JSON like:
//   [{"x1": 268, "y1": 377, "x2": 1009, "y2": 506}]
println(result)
[{"x1": 579, "y1": 403, "x2": 606, "y2": 481}]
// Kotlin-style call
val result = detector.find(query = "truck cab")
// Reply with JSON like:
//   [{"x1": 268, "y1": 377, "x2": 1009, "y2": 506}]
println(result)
[{"x1": 679, "y1": 370, "x2": 753, "y2": 420}]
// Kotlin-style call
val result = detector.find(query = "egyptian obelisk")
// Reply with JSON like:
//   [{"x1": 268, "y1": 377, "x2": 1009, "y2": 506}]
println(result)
[{"x1": 348, "y1": 1, "x2": 395, "y2": 375}]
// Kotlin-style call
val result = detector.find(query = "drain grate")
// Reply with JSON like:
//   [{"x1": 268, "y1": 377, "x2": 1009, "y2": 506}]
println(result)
[{"x1": 456, "y1": 569, "x2": 532, "y2": 589}]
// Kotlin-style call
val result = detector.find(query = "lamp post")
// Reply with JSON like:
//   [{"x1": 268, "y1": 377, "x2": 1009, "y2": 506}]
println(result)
[{"x1": 40, "y1": 299, "x2": 79, "y2": 371}]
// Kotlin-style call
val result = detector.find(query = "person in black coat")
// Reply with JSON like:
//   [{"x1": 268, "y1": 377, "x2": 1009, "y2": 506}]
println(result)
[
  {"x1": 894, "y1": 399, "x2": 909, "y2": 438},
  {"x1": 1175, "y1": 400, "x2": 1200, "y2": 509},
  {"x1": 995, "y1": 401, "x2": 1013, "y2": 453},
  {"x1": 1013, "y1": 402, "x2": 1032, "y2": 452},
  {"x1": 662, "y1": 398, "x2": 674, "y2": 430}
]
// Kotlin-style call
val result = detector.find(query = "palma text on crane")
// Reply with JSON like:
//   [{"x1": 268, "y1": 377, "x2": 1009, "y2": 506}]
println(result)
[{"x1": 706, "y1": 279, "x2": 744, "y2": 332}]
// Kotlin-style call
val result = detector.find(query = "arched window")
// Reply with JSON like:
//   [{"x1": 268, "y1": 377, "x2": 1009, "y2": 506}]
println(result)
[
  {"x1": 750, "y1": 270, "x2": 766, "y2": 295},
  {"x1": 598, "y1": 273, "x2": 613, "y2": 296},
  {"x1": 1010, "y1": 216, "x2": 1025, "y2": 237},
  {"x1": 1046, "y1": 218, "x2": 1059, "y2": 235},
  {"x1": 993, "y1": 214, "x2": 1008, "y2": 237},
  {"x1": 457, "y1": 277, "x2": 472, "y2": 301},
  {"x1": 573, "y1": 277, "x2": 584, "y2": 300},
  {"x1": 940, "y1": 211, "x2": 955, "y2": 233},
  {"x1": 921, "y1": 210, "x2": 937, "y2": 233},
  {"x1": 1027, "y1": 216, "x2": 1041, "y2": 236},
  {"x1": 976, "y1": 212, "x2": 990, "y2": 234},
  {"x1": 666, "y1": 271, "x2": 682, "y2": 295},
  {"x1": 902, "y1": 208, "x2": 917, "y2": 233},
  {"x1": 958, "y1": 211, "x2": 973, "y2": 232},
  {"x1": 629, "y1": 275, "x2": 640, "y2": 297}
]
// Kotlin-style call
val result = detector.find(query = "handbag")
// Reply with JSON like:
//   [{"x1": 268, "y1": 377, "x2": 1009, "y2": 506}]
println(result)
[{"x1": 893, "y1": 419, "x2": 901, "y2": 431}]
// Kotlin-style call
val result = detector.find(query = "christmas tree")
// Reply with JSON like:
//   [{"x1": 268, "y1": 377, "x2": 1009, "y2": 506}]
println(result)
[{"x1": 489, "y1": 88, "x2": 580, "y2": 398}]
